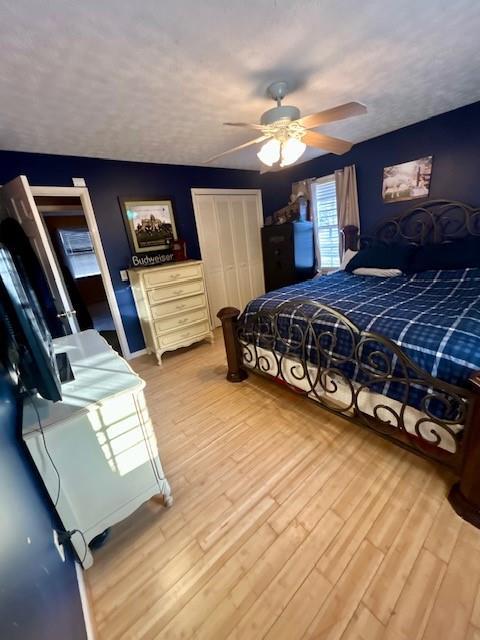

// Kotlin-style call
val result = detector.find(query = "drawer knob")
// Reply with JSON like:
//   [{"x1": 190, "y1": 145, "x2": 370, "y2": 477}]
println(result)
[
  {"x1": 176, "y1": 304, "x2": 186, "y2": 310},
  {"x1": 178, "y1": 318, "x2": 188, "y2": 325},
  {"x1": 170, "y1": 273, "x2": 180, "y2": 279},
  {"x1": 173, "y1": 289, "x2": 183, "y2": 295}
]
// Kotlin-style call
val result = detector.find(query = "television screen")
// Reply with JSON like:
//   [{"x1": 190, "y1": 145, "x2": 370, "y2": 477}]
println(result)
[{"x1": 0, "y1": 243, "x2": 62, "y2": 402}]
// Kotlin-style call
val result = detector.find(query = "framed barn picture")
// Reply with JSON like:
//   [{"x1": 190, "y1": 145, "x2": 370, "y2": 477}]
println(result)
[
  {"x1": 382, "y1": 156, "x2": 433, "y2": 203},
  {"x1": 120, "y1": 197, "x2": 178, "y2": 254}
]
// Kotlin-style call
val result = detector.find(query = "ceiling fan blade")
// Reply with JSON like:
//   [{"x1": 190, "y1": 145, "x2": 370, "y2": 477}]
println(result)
[
  {"x1": 297, "y1": 102, "x2": 367, "y2": 129},
  {"x1": 223, "y1": 122, "x2": 265, "y2": 131},
  {"x1": 204, "y1": 135, "x2": 269, "y2": 163},
  {"x1": 302, "y1": 130, "x2": 353, "y2": 155},
  {"x1": 260, "y1": 164, "x2": 280, "y2": 175}
]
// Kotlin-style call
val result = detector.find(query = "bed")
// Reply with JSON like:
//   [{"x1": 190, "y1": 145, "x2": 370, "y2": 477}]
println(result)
[{"x1": 218, "y1": 199, "x2": 480, "y2": 528}]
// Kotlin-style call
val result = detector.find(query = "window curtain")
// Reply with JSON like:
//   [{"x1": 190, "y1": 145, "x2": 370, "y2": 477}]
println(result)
[
  {"x1": 308, "y1": 180, "x2": 322, "y2": 269},
  {"x1": 334, "y1": 165, "x2": 360, "y2": 257}
]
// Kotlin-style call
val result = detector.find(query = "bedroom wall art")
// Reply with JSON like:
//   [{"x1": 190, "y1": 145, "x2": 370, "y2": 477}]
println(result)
[
  {"x1": 381, "y1": 156, "x2": 433, "y2": 203},
  {"x1": 119, "y1": 196, "x2": 177, "y2": 268}
]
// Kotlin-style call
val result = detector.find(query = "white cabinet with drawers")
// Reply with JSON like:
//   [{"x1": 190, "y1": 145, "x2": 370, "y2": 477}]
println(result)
[{"x1": 128, "y1": 260, "x2": 214, "y2": 365}]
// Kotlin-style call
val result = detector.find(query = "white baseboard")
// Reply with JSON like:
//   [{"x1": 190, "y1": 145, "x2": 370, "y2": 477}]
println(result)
[
  {"x1": 127, "y1": 348, "x2": 148, "y2": 360},
  {"x1": 75, "y1": 562, "x2": 96, "y2": 640}
]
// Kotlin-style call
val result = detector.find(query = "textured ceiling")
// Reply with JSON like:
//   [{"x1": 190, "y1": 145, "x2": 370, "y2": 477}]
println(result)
[{"x1": 0, "y1": 0, "x2": 479, "y2": 170}]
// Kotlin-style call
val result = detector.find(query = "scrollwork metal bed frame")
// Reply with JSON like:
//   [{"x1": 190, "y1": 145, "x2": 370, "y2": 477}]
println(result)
[{"x1": 218, "y1": 200, "x2": 480, "y2": 529}]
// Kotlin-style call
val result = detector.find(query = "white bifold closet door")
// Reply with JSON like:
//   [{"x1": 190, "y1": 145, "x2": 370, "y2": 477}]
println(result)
[{"x1": 192, "y1": 191, "x2": 265, "y2": 328}]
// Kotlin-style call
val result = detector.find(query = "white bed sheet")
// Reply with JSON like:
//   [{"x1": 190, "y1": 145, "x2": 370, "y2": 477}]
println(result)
[{"x1": 243, "y1": 344, "x2": 462, "y2": 453}]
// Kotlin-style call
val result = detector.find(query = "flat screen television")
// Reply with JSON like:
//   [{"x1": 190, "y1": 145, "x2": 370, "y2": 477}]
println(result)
[{"x1": 0, "y1": 243, "x2": 62, "y2": 402}]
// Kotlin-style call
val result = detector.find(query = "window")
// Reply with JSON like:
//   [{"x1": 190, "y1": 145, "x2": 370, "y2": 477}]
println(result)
[
  {"x1": 312, "y1": 175, "x2": 340, "y2": 269},
  {"x1": 58, "y1": 228, "x2": 101, "y2": 279}
]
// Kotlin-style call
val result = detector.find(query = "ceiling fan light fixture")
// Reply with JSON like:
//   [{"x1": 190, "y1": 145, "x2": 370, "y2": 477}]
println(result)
[
  {"x1": 209, "y1": 81, "x2": 365, "y2": 168},
  {"x1": 280, "y1": 137, "x2": 306, "y2": 166},
  {"x1": 257, "y1": 138, "x2": 281, "y2": 166}
]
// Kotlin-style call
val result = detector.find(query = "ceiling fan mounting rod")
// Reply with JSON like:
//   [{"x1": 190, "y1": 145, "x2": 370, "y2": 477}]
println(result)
[{"x1": 267, "y1": 80, "x2": 289, "y2": 103}]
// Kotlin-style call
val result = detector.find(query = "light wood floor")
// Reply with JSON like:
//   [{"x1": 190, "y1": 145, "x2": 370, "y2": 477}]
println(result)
[{"x1": 87, "y1": 330, "x2": 480, "y2": 640}]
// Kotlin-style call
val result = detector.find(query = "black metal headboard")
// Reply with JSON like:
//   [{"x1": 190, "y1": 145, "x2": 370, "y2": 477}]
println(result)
[{"x1": 342, "y1": 199, "x2": 480, "y2": 252}]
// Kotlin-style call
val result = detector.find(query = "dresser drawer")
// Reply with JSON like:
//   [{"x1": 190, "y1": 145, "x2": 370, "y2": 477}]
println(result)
[
  {"x1": 154, "y1": 308, "x2": 208, "y2": 334},
  {"x1": 143, "y1": 263, "x2": 203, "y2": 288},
  {"x1": 150, "y1": 294, "x2": 206, "y2": 319},
  {"x1": 147, "y1": 279, "x2": 205, "y2": 305},
  {"x1": 157, "y1": 321, "x2": 210, "y2": 347}
]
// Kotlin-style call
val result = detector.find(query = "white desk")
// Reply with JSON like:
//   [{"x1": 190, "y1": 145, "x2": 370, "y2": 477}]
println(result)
[{"x1": 22, "y1": 330, "x2": 172, "y2": 569}]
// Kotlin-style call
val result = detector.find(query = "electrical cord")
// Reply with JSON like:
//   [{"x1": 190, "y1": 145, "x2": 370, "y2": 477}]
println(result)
[
  {"x1": 19, "y1": 380, "x2": 90, "y2": 564},
  {"x1": 26, "y1": 393, "x2": 89, "y2": 564},
  {"x1": 57, "y1": 528, "x2": 89, "y2": 565},
  {"x1": 27, "y1": 392, "x2": 61, "y2": 508}
]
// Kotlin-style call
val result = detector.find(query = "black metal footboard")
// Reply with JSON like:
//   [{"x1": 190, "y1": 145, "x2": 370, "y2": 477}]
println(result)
[{"x1": 219, "y1": 300, "x2": 475, "y2": 473}]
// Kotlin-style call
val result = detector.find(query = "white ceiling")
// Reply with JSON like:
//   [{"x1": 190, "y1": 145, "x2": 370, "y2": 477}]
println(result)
[{"x1": 0, "y1": 0, "x2": 479, "y2": 170}]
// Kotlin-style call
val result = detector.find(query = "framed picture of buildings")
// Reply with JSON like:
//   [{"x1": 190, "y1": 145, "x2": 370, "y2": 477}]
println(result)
[{"x1": 120, "y1": 197, "x2": 178, "y2": 254}]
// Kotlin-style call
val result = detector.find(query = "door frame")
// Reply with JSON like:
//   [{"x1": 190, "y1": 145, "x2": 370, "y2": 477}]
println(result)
[
  {"x1": 30, "y1": 185, "x2": 131, "y2": 359},
  {"x1": 191, "y1": 188, "x2": 264, "y2": 327}
]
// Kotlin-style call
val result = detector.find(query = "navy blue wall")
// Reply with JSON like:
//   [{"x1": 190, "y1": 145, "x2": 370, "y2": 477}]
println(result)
[
  {"x1": 0, "y1": 153, "x2": 259, "y2": 352},
  {"x1": 0, "y1": 100, "x2": 479, "y2": 351},
  {"x1": 259, "y1": 100, "x2": 480, "y2": 233},
  {"x1": 0, "y1": 365, "x2": 86, "y2": 640}
]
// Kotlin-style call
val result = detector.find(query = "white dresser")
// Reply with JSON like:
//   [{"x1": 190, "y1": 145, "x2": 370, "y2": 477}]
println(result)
[
  {"x1": 128, "y1": 260, "x2": 214, "y2": 365},
  {"x1": 22, "y1": 330, "x2": 172, "y2": 569}
]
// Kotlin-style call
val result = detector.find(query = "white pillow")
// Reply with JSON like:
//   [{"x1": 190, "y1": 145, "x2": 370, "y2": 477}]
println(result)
[
  {"x1": 340, "y1": 249, "x2": 358, "y2": 270},
  {"x1": 324, "y1": 249, "x2": 358, "y2": 275},
  {"x1": 353, "y1": 268, "x2": 403, "y2": 277}
]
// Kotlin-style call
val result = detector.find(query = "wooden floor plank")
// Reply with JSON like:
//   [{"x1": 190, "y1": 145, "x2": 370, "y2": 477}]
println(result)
[
  {"x1": 194, "y1": 520, "x2": 309, "y2": 640},
  {"x1": 303, "y1": 540, "x2": 384, "y2": 640},
  {"x1": 422, "y1": 523, "x2": 480, "y2": 640},
  {"x1": 85, "y1": 335, "x2": 480, "y2": 640},
  {"x1": 363, "y1": 490, "x2": 441, "y2": 624},
  {"x1": 318, "y1": 456, "x2": 406, "y2": 585},
  {"x1": 263, "y1": 568, "x2": 332, "y2": 640},
  {"x1": 106, "y1": 496, "x2": 277, "y2": 639},
  {"x1": 383, "y1": 548, "x2": 446, "y2": 640},
  {"x1": 340, "y1": 604, "x2": 386, "y2": 640},
  {"x1": 423, "y1": 499, "x2": 463, "y2": 563},
  {"x1": 159, "y1": 522, "x2": 277, "y2": 639},
  {"x1": 226, "y1": 509, "x2": 343, "y2": 640}
]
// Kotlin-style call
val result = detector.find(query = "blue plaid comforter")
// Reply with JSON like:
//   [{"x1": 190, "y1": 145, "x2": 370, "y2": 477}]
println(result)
[{"x1": 240, "y1": 268, "x2": 480, "y2": 412}]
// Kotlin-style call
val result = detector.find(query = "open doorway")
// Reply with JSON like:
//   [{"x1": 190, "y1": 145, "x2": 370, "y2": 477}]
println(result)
[
  {"x1": 35, "y1": 195, "x2": 122, "y2": 354},
  {"x1": 1, "y1": 177, "x2": 130, "y2": 357}
]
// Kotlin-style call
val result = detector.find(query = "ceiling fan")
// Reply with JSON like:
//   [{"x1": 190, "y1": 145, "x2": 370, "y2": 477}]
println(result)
[{"x1": 205, "y1": 81, "x2": 367, "y2": 170}]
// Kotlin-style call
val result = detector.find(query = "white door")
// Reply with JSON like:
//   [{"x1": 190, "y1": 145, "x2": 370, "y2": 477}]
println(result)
[
  {"x1": 194, "y1": 194, "x2": 228, "y2": 327},
  {"x1": 2, "y1": 175, "x2": 79, "y2": 333},
  {"x1": 192, "y1": 190, "x2": 265, "y2": 328}
]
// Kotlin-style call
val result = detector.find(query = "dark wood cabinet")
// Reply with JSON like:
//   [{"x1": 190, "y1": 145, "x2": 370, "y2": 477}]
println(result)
[{"x1": 261, "y1": 221, "x2": 315, "y2": 292}]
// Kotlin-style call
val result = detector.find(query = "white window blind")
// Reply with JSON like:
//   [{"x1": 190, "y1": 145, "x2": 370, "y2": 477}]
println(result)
[
  {"x1": 312, "y1": 175, "x2": 340, "y2": 269},
  {"x1": 58, "y1": 228, "x2": 101, "y2": 279}
]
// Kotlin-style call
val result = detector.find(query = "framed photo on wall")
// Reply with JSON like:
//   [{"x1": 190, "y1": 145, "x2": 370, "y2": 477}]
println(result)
[
  {"x1": 382, "y1": 156, "x2": 433, "y2": 203},
  {"x1": 120, "y1": 197, "x2": 178, "y2": 254}
]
